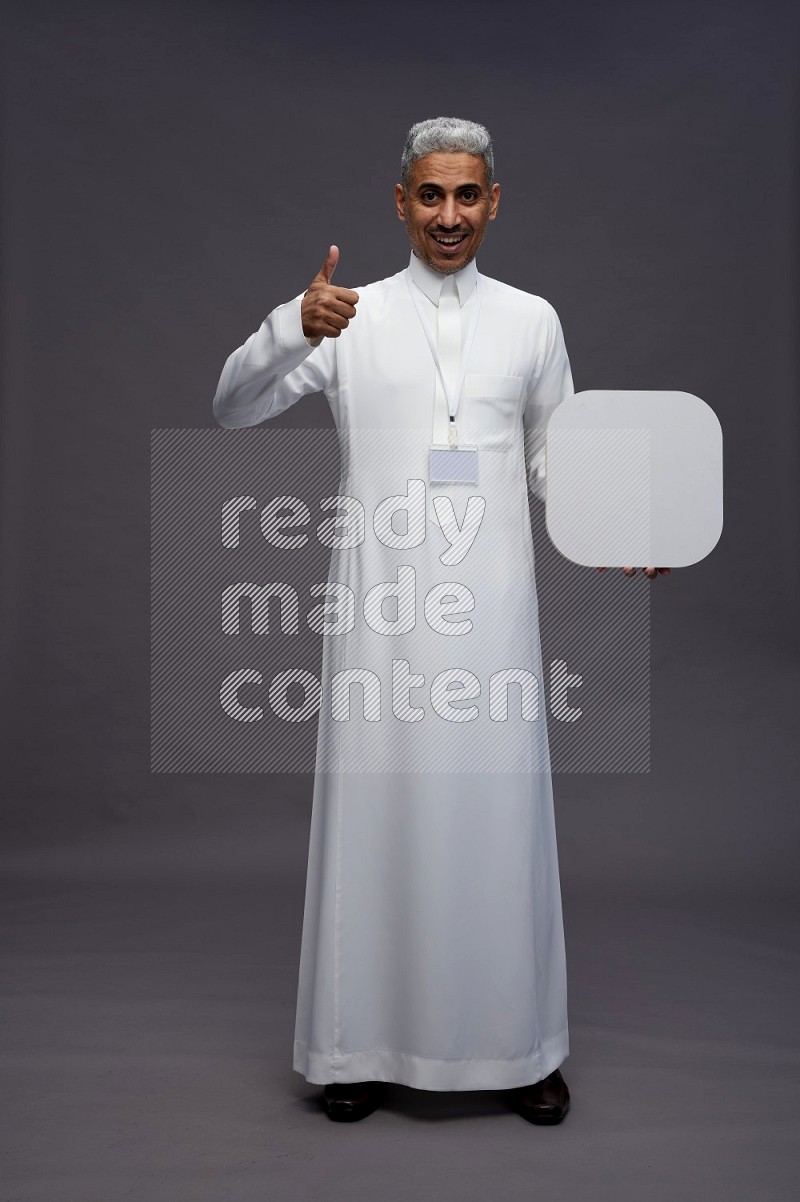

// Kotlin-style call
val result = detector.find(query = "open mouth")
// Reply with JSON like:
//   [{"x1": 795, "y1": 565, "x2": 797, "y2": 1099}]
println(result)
[{"x1": 430, "y1": 233, "x2": 468, "y2": 251}]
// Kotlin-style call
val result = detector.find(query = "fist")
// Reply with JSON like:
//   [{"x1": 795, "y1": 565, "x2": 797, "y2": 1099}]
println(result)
[{"x1": 301, "y1": 245, "x2": 359, "y2": 345}]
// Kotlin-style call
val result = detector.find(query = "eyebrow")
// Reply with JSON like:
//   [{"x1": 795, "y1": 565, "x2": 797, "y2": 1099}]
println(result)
[{"x1": 415, "y1": 181, "x2": 484, "y2": 193}]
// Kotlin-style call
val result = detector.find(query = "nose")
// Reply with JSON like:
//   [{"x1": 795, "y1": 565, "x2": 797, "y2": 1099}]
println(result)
[{"x1": 437, "y1": 196, "x2": 460, "y2": 228}]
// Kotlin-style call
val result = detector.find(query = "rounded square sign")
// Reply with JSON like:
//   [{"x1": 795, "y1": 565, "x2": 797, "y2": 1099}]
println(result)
[{"x1": 544, "y1": 390, "x2": 723, "y2": 568}]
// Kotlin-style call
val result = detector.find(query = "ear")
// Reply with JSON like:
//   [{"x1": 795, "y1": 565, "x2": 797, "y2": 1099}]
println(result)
[
  {"x1": 488, "y1": 182, "x2": 501, "y2": 221},
  {"x1": 395, "y1": 182, "x2": 407, "y2": 222}
]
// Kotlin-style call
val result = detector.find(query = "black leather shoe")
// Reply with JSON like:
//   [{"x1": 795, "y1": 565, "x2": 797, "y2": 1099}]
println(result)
[
  {"x1": 509, "y1": 1068, "x2": 570, "y2": 1124},
  {"x1": 322, "y1": 1080, "x2": 385, "y2": 1122}
]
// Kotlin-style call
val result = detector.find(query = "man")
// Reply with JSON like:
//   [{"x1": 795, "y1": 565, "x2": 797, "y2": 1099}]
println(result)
[{"x1": 214, "y1": 117, "x2": 596, "y2": 1125}]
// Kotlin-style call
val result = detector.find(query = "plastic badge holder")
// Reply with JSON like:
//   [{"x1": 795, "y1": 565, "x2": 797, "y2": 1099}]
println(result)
[{"x1": 429, "y1": 444, "x2": 479, "y2": 484}]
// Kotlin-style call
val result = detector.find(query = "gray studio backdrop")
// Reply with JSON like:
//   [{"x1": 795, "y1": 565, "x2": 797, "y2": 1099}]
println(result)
[
  {"x1": 2, "y1": 2, "x2": 800, "y2": 1199},
  {"x1": 2, "y1": 0, "x2": 797, "y2": 889}
]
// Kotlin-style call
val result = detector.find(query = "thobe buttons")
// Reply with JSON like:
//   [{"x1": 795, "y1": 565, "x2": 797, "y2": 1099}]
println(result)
[
  {"x1": 437, "y1": 274, "x2": 461, "y2": 409},
  {"x1": 430, "y1": 275, "x2": 462, "y2": 524}
]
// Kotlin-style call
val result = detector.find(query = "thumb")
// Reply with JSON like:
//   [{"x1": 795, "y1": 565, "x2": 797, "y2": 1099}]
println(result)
[{"x1": 315, "y1": 244, "x2": 339, "y2": 284}]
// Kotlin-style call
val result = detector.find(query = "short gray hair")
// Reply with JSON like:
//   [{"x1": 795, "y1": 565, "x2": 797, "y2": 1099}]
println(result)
[{"x1": 400, "y1": 117, "x2": 494, "y2": 192}]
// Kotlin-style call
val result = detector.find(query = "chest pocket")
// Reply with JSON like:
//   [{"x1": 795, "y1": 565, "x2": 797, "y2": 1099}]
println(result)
[{"x1": 461, "y1": 374, "x2": 524, "y2": 448}]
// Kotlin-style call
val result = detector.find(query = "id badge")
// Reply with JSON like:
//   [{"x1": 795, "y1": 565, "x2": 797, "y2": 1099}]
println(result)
[{"x1": 429, "y1": 444, "x2": 479, "y2": 484}]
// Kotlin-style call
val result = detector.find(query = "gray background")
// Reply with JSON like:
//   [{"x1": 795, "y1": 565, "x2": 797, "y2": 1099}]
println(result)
[{"x1": 1, "y1": 0, "x2": 798, "y2": 1198}]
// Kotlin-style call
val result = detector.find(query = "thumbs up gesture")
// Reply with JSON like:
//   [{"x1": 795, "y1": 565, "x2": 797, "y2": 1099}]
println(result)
[{"x1": 301, "y1": 245, "x2": 359, "y2": 346}]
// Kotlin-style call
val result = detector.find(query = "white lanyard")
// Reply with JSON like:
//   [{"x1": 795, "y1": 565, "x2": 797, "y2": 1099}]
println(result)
[{"x1": 405, "y1": 271, "x2": 482, "y2": 444}]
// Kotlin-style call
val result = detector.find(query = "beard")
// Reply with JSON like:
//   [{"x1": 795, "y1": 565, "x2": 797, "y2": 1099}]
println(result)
[{"x1": 406, "y1": 220, "x2": 484, "y2": 275}]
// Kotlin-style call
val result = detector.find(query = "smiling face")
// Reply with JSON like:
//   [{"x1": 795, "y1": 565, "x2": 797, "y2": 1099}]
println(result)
[{"x1": 395, "y1": 151, "x2": 501, "y2": 275}]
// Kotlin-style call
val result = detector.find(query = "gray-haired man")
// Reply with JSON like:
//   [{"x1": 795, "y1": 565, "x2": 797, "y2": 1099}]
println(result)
[{"x1": 214, "y1": 117, "x2": 574, "y2": 1125}]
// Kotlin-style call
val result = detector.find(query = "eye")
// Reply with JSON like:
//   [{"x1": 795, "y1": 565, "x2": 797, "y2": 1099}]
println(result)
[
  {"x1": 421, "y1": 190, "x2": 438, "y2": 202},
  {"x1": 461, "y1": 190, "x2": 478, "y2": 201}
]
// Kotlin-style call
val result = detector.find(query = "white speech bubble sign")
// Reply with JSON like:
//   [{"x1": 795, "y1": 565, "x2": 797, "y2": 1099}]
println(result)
[{"x1": 544, "y1": 391, "x2": 722, "y2": 568}]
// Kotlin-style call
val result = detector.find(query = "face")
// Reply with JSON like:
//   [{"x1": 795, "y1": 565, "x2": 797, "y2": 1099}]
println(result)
[{"x1": 395, "y1": 151, "x2": 501, "y2": 275}]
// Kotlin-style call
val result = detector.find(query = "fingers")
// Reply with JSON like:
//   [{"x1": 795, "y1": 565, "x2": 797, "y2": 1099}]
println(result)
[
  {"x1": 332, "y1": 286, "x2": 359, "y2": 306},
  {"x1": 626, "y1": 566, "x2": 671, "y2": 578},
  {"x1": 321, "y1": 311, "x2": 350, "y2": 333},
  {"x1": 311, "y1": 250, "x2": 357, "y2": 303},
  {"x1": 318, "y1": 244, "x2": 339, "y2": 284},
  {"x1": 310, "y1": 244, "x2": 340, "y2": 285},
  {"x1": 326, "y1": 295, "x2": 358, "y2": 320},
  {"x1": 598, "y1": 566, "x2": 671, "y2": 577},
  {"x1": 303, "y1": 248, "x2": 359, "y2": 341}
]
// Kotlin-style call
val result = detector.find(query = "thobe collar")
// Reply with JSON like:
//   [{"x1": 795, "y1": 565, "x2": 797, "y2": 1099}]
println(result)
[{"x1": 407, "y1": 249, "x2": 479, "y2": 307}]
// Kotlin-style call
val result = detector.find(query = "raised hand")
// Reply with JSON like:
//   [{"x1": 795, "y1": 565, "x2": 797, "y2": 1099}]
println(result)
[{"x1": 301, "y1": 245, "x2": 359, "y2": 345}]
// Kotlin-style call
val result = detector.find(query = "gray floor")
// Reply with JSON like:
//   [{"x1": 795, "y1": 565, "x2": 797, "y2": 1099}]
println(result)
[
  {"x1": 2, "y1": 844, "x2": 798, "y2": 1200},
  {"x1": 2, "y1": 619, "x2": 799, "y2": 1200}
]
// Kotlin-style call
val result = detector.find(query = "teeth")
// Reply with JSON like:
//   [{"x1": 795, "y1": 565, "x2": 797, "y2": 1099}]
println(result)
[{"x1": 434, "y1": 236, "x2": 465, "y2": 244}]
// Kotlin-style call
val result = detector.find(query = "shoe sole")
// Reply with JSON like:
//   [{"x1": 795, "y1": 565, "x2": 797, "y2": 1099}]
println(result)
[
  {"x1": 323, "y1": 1089, "x2": 385, "y2": 1122},
  {"x1": 512, "y1": 1093, "x2": 570, "y2": 1125},
  {"x1": 325, "y1": 1103, "x2": 381, "y2": 1122}
]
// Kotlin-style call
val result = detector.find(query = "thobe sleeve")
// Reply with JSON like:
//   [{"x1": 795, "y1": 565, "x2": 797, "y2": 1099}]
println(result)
[
  {"x1": 212, "y1": 292, "x2": 334, "y2": 428},
  {"x1": 522, "y1": 301, "x2": 575, "y2": 503}
]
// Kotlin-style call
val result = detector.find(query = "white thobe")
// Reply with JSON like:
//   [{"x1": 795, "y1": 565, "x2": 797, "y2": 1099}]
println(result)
[{"x1": 213, "y1": 250, "x2": 575, "y2": 1090}]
